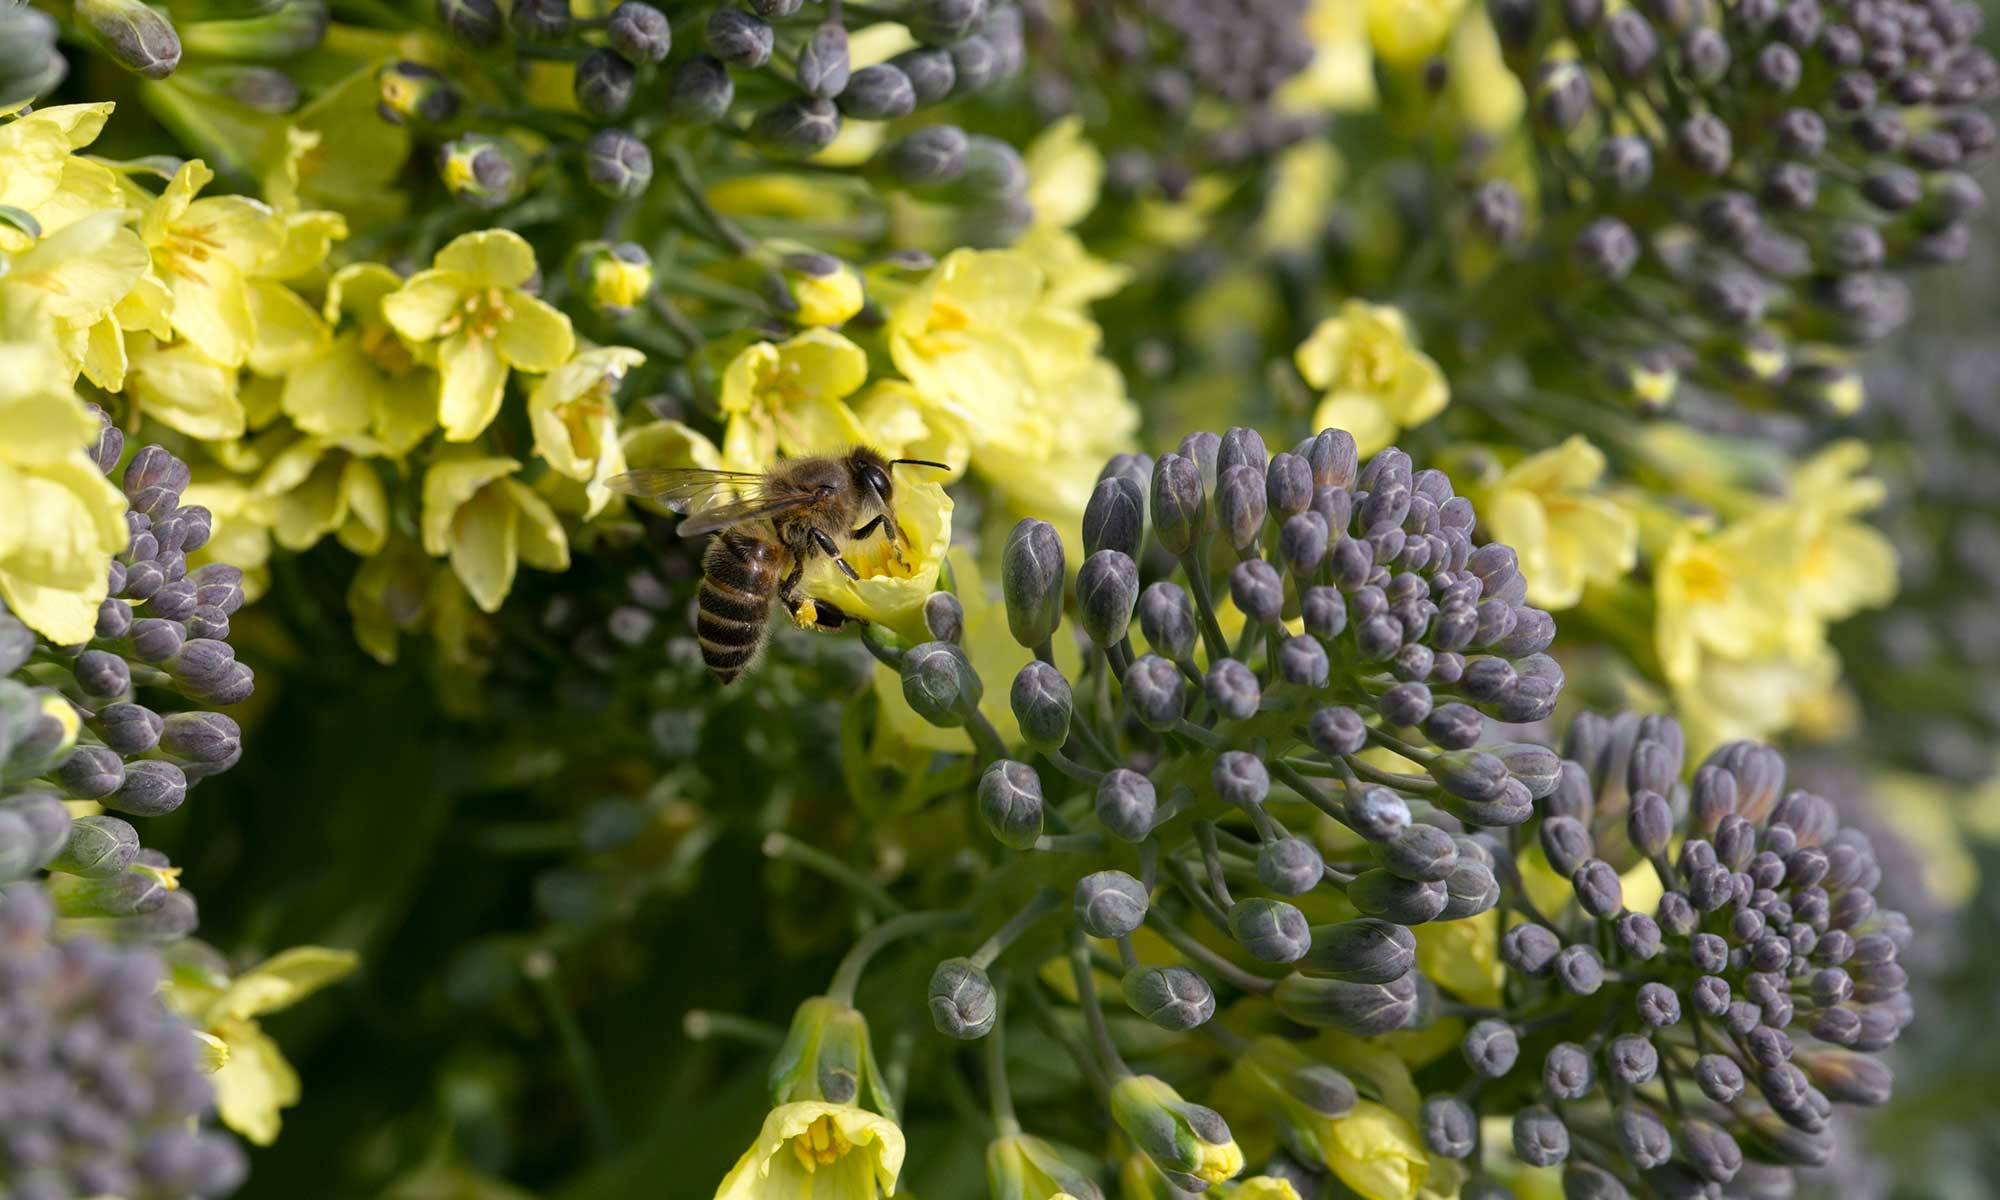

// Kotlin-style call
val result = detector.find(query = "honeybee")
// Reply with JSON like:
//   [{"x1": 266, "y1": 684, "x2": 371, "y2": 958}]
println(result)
[{"x1": 607, "y1": 448, "x2": 948, "y2": 683}]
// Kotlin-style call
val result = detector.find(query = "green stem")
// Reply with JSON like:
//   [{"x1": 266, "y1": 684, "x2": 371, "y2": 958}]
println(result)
[
  {"x1": 1069, "y1": 932, "x2": 1130, "y2": 1079},
  {"x1": 763, "y1": 831, "x2": 905, "y2": 918},
  {"x1": 682, "y1": 1010, "x2": 786, "y2": 1046},
  {"x1": 987, "y1": 986, "x2": 1020, "y2": 1136},
  {"x1": 524, "y1": 950, "x2": 618, "y2": 1154},
  {"x1": 971, "y1": 887, "x2": 1061, "y2": 969},
  {"x1": 828, "y1": 909, "x2": 972, "y2": 1006}
]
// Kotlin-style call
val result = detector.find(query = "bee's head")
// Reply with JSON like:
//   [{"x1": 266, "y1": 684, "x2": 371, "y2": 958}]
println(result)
[{"x1": 851, "y1": 448, "x2": 894, "y2": 509}]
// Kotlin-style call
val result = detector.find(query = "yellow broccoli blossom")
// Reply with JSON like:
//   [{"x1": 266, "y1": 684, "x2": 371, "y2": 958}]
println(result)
[
  {"x1": 284, "y1": 262, "x2": 440, "y2": 454},
  {"x1": 1654, "y1": 518, "x2": 1788, "y2": 692},
  {"x1": 1652, "y1": 444, "x2": 1894, "y2": 751},
  {"x1": 1783, "y1": 441, "x2": 1898, "y2": 644},
  {"x1": 1474, "y1": 436, "x2": 1639, "y2": 610},
  {"x1": 0, "y1": 340, "x2": 129, "y2": 643},
  {"x1": 715, "y1": 1101, "x2": 904, "y2": 1200},
  {"x1": 801, "y1": 471, "x2": 952, "y2": 642},
  {"x1": 382, "y1": 229, "x2": 575, "y2": 442},
  {"x1": 718, "y1": 328, "x2": 871, "y2": 473},
  {"x1": 1296, "y1": 301, "x2": 1449, "y2": 457},
  {"x1": 421, "y1": 456, "x2": 570, "y2": 612},
  {"x1": 887, "y1": 248, "x2": 1135, "y2": 529},
  {"x1": 0, "y1": 103, "x2": 124, "y2": 253},
  {"x1": 165, "y1": 946, "x2": 360, "y2": 1146},
  {"x1": 253, "y1": 436, "x2": 391, "y2": 556},
  {"x1": 0, "y1": 211, "x2": 149, "y2": 388},
  {"x1": 529, "y1": 345, "x2": 645, "y2": 517},
  {"x1": 123, "y1": 160, "x2": 282, "y2": 370}
]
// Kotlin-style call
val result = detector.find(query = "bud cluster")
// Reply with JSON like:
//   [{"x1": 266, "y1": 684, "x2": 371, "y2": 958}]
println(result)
[
  {"x1": 0, "y1": 881, "x2": 245, "y2": 1199},
  {"x1": 1479, "y1": 0, "x2": 1998, "y2": 411},
  {"x1": 0, "y1": 423, "x2": 246, "y2": 942},
  {"x1": 1420, "y1": 711, "x2": 1912, "y2": 1194},
  {"x1": 878, "y1": 426, "x2": 1569, "y2": 1185},
  {"x1": 24, "y1": 416, "x2": 250, "y2": 822}
]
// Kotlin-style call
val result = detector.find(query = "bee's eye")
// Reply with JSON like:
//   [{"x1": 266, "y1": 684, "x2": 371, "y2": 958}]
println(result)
[{"x1": 862, "y1": 465, "x2": 892, "y2": 502}]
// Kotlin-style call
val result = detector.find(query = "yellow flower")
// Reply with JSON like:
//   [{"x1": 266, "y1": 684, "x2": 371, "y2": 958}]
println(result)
[
  {"x1": 166, "y1": 945, "x2": 360, "y2": 1146},
  {"x1": 1782, "y1": 441, "x2": 1897, "y2": 641},
  {"x1": 1296, "y1": 301, "x2": 1448, "y2": 457},
  {"x1": 381, "y1": 229, "x2": 575, "y2": 442},
  {"x1": 1367, "y1": 0, "x2": 1469, "y2": 70},
  {"x1": 253, "y1": 436, "x2": 391, "y2": 556},
  {"x1": 0, "y1": 342, "x2": 128, "y2": 643},
  {"x1": 887, "y1": 249, "x2": 1135, "y2": 531},
  {"x1": 718, "y1": 328, "x2": 871, "y2": 473},
  {"x1": 529, "y1": 345, "x2": 645, "y2": 517},
  {"x1": 1475, "y1": 436, "x2": 1638, "y2": 610},
  {"x1": 0, "y1": 103, "x2": 123, "y2": 252},
  {"x1": 1024, "y1": 115, "x2": 1104, "y2": 231},
  {"x1": 125, "y1": 160, "x2": 282, "y2": 369},
  {"x1": 1109, "y1": 1074, "x2": 1244, "y2": 1187},
  {"x1": 420, "y1": 456, "x2": 570, "y2": 612},
  {"x1": 284, "y1": 262, "x2": 440, "y2": 454},
  {"x1": 801, "y1": 471, "x2": 952, "y2": 641},
  {"x1": 1310, "y1": 1099, "x2": 1429, "y2": 1200},
  {"x1": 715, "y1": 1101, "x2": 904, "y2": 1199},
  {"x1": 1279, "y1": 0, "x2": 1378, "y2": 111},
  {"x1": 0, "y1": 210, "x2": 150, "y2": 388}
]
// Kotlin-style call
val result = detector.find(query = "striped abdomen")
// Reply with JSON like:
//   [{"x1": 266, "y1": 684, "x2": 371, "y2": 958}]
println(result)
[{"x1": 697, "y1": 531, "x2": 782, "y2": 683}]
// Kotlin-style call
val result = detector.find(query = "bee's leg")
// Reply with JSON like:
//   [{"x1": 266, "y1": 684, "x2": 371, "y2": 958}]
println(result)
[
  {"x1": 810, "y1": 528, "x2": 861, "y2": 580},
  {"x1": 810, "y1": 601, "x2": 850, "y2": 631},
  {"x1": 851, "y1": 515, "x2": 889, "y2": 542}
]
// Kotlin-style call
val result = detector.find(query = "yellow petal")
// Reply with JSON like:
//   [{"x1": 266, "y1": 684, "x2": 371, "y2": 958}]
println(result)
[
  {"x1": 381, "y1": 270, "x2": 469, "y2": 343},
  {"x1": 282, "y1": 344, "x2": 376, "y2": 438},
  {"x1": 1312, "y1": 392, "x2": 1398, "y2": 458},
  {"x1": 209, "y1": 946, "x2": 360, "y2": 1023},
  {"x1": 126, "y1": 340, "x2": 246, "y2": 440},
  {"x1": 435, "y1": 228, "x2": 540, "y2": 289},
  {"x1": 502, "y1": 478, "x2": 569, "y2": 572},
  {"x1": 247, "y1": 279, "x2": 331, "y2": 376},
  {"x1": 165, "y1": 256, "x2": 258, "y2": 369},
  {"x1": 437, "y1": 332, "x2": 508, "y2": 442},
  {"x1": 449, "y1": 483, "x2": 519, "y2": 613},
  {"x1": 493, "y1": 291, "x2": 575, "y2": 373},
  {"x1": 212, "y1": 1023, "x2": 299, "y2": 1147},
  {"x1": 420, "y1": 456, "x2": 519, "y2": 556},
  {"x1": 1316, "y1": 1099, "x2": 1428, "y2": 1200}
]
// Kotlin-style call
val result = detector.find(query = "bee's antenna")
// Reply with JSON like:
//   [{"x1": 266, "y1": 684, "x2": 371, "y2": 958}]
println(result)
[{"x1": 890, "y1": 459, "x2": 951, "y2": 472}]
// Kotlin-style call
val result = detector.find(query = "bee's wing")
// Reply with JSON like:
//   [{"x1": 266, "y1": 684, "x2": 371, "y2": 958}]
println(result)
[{"x1": 604, "y1": 467, "x2": 819, "y2": 538}]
